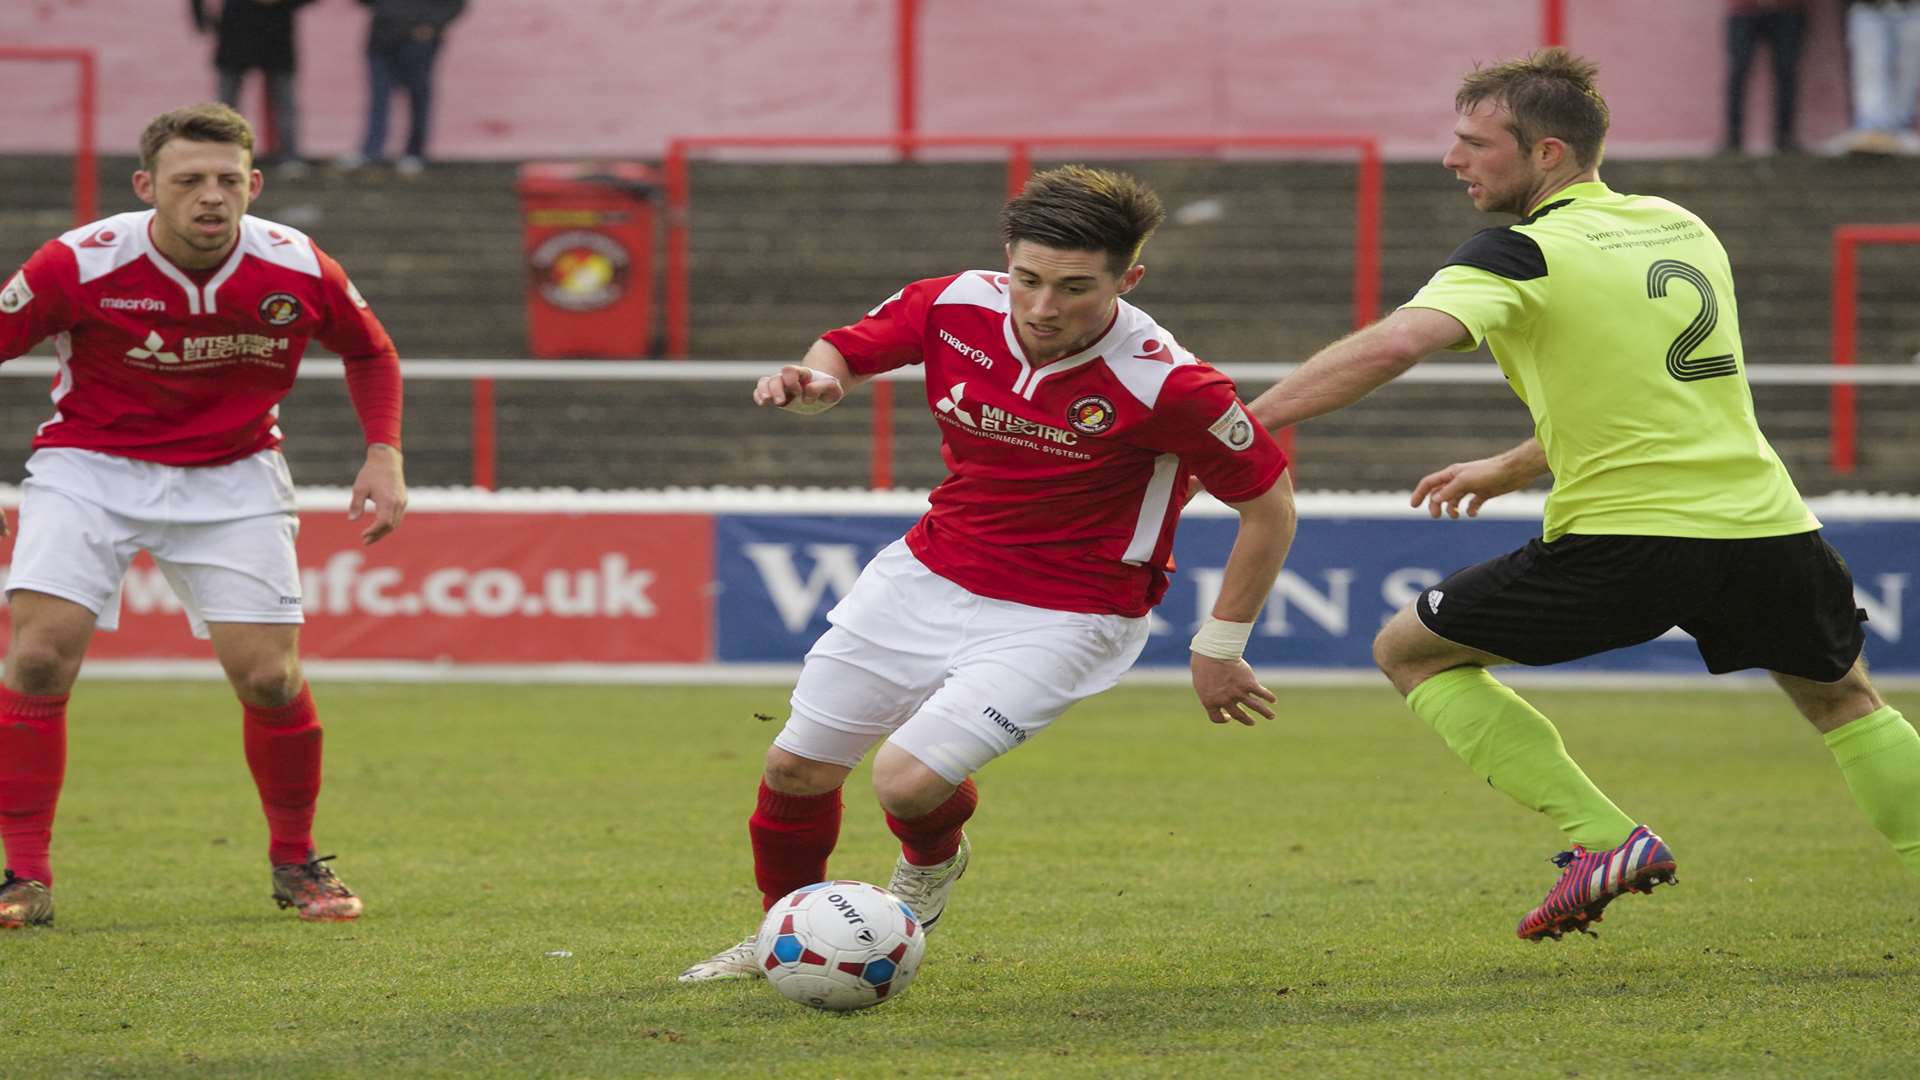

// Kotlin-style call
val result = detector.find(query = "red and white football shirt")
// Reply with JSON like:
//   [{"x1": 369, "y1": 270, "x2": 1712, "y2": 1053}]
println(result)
[
  {"x1": 0, "y1": 210, "x2": 401, "y2": 467},
  {"x1": 823, "y1": 271, "x2": 1288, "y2": 617}
]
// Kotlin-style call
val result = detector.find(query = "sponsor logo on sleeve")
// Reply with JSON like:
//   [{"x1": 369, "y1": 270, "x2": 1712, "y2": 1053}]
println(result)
[
  {"x1": 1135, "y1": 338, "x2": 1178, "y2": 365},
  {"x1": 1067, "y1": 394, "x2": 1116, "y2": 435},
  {"x1": 344, "y1": 278, "x2": 370, "y2": 309},
  {"x1": 0, "y1": 271, "x2": 32, "y2": 314},
  {"x1": 77, "y1": 228, "x2": 118, "y2": 249},
  {"x1": 258, "y1": 291, "x2": 303, "y2": 326},
  {"x1": 1207, "y1": 401, "x2": 1257, "y2": 452}
]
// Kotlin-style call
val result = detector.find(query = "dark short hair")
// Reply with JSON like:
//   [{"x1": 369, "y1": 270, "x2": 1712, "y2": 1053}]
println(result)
[
  {"x1": 138, "y1": 102, "x2": 255, "y2": 172},
  {"x1": 1456, "y1": 47, "x2": 1609, "y2": 170},
  {"x1": 1000, "y1": 165, "x2": 1166, "y2": 276}
]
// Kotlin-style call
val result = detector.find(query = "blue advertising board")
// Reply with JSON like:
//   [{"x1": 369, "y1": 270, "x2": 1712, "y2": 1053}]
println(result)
[{"x1": 714, "y1": 512, "x2": 1918, "y2": 673}]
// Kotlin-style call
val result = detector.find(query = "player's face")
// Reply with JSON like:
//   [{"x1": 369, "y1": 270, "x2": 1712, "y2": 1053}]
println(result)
[
  {"x1": 1005, "y1": 241, "x2": 1145, "y2": 364},
  {"x1": 133, "y1": 138, "x2": 261, "y2": 267},
  {"x1": 1442, "y1": 100, "x2": 1538, "y2": 216}
]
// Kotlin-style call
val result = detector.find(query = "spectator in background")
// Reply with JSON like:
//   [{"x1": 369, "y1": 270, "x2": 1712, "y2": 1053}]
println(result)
[
  {"x1": 191, "y1": 0, "x2": 315, "y2": 174},
  {"x1": 341, "y1": 0, "x2": 467, "y2": 176},
  {"x1": 1843, "y1": 0, "x2": 1920, "y2": 153},
  {"x1": 1725, "y1": 0, "x2": 1809, "y2": 154}
]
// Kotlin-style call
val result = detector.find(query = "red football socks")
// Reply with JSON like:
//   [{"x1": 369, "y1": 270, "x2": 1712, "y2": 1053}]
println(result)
[
  {"x1": 242, "y1": 684, "x2": 323, "y2": 867},
  {"x1": 749, "y1": 781, "x2": 843, "y2": 910},
  {"x1": 0, "y1": 686, "x2": 68, "y2": 886},
  {"x1": 886, "y1": 777, "x2": 977, "y2": 867}
]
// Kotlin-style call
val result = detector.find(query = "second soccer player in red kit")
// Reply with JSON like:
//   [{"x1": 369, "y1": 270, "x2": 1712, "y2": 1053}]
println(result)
[
  {"x1": 680, "y1": 165, "x2": 1298, "y2": 982},
  {"x1": 0, "y1": 103, "x2": 407, "y2": 928}
]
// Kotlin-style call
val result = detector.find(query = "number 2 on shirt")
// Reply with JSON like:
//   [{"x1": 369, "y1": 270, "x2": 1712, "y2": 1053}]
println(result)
[{"x1": 1646, "y1": 258, "x2": 1738, "y2": 383}]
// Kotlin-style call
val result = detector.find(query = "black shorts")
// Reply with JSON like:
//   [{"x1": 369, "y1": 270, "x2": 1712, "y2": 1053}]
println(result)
[{"x1": 1415, "y1": 530, "x2": 1867, "y2": 681}]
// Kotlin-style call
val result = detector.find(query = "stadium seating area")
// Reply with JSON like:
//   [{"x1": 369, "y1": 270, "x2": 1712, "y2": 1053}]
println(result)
[{"x1": 2, "y1": 151, "x2": 1915, "y2": 493}]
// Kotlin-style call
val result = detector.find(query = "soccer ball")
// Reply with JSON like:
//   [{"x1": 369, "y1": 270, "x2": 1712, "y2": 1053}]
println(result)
[{"x1": 756, "y1": 880, "x2": 925, "y2": 1011}]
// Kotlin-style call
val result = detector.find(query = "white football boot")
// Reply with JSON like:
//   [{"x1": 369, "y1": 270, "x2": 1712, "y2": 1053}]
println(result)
[
  {"x1": 676, "y1": 934, "x2": 763, "y2": 983},
  {"x1": 885, "y1": 832, "x2": 970, "y2": 933}
]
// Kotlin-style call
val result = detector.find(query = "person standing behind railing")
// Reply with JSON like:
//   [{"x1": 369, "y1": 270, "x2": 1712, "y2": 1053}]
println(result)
[
  {"x1": 339, "y1": 0, "x2": 466, "y2": 176},
  {"x1": 1725, "y1": 0, "x2": 1810, "y2": 154},
  {"x1": 190, "y1": 0, "x2": 316, "y2": 174},
  {"x1": 1843, "y1": 0, "x2": 1920, "y2": 153}
]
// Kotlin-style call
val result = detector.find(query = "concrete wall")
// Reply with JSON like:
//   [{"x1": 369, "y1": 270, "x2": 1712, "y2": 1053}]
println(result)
[{"x1": 1, "y1": 0, "x2": 1852, "y2": 161}]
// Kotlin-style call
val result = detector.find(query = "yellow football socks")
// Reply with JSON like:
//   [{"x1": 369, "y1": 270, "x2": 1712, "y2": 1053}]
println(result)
[
  {"x1": 1406, "y1": 667, "x2": 1637, "y2": 851},
  {"x1": 1824, "y1": 706, "x2": 1920, "y2": 875}
]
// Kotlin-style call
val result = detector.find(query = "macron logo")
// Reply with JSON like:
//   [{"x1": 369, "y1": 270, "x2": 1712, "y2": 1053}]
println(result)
[
  {"x1": 939, "y1": 329, "x2": 993, "y2": 369},
  {"x1": 100, "y1": 297, "x2": 167, "y2": 313}
]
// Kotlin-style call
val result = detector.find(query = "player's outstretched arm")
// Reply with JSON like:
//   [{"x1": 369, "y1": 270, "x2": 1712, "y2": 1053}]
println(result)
[
  {"x1": 752, "y1": 339, "x2": 870, "y2": 415},
  {"x1": 1245, "y1": 308, "x2": 1471, "y2": 433},
  {"x1": 1409, "y1": 437, "x2": 1547, "y2": 519},
  {"x1": 1189, "y1": 472, "x2": 1297, "y2": 727},
  {"x1": 349, "y1": 443, "x2": 408, "y2": 545}
]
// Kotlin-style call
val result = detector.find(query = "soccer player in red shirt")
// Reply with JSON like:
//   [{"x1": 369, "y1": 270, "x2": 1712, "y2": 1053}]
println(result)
[
  {"x1": 0, "y1": 103, "x2": 406, "y2": 928},
  {"x1": 680, "y1": 166, "x2": 1297, "y2": 981}
]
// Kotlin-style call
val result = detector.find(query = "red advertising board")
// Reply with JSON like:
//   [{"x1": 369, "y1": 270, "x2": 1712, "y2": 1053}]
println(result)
[{"x1": 0, "y1": 511, "x2": 713, "y2": 663}]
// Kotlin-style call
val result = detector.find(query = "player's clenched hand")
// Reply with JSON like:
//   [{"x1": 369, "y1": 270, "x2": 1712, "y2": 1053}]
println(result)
[
  {"x1": 1410, "y1": 456, "x2": 1524, "y2": 519},
  {"x1": 349, "y1": 443, "x2": 408, "y2": 545},
  {"x1": 1190, "y1": 653, "x2": 1277, "y2": 727},
  {"x1": 753, "y1": 365, "x2": 844, "y2": 414}
]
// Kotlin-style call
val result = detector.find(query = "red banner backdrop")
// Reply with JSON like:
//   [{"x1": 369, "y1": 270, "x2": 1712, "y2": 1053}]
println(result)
[{"x1": 0, "y1": 512, "x2": 714, "y2": 664}]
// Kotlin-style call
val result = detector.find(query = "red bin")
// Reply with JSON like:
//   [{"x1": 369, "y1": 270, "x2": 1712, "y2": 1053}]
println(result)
[{"x1": 515, "y1": 161, "x2": 659, "y2": 358}]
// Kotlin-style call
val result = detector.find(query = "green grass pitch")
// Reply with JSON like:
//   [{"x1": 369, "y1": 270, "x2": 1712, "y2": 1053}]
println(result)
[{"x1": 4, "y1": 680, "x2": 1917, "y2": 1078}]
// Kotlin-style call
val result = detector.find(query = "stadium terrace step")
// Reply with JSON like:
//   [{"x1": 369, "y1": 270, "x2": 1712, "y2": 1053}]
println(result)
[{"x1": 1, "y1": 154, "x2": 1916, "y2": 493}]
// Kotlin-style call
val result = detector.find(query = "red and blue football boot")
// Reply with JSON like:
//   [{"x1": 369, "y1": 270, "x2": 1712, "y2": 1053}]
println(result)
[{"x1": 1517, "y1": 824, "x2": 1676, "y2": 942}]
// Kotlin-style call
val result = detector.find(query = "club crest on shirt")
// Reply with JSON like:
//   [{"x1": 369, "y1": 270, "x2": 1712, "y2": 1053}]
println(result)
[
  {"x1": 1067, "y1": 394, "x2": 1116, "y2": 435},
  {"x1": 1207, "y1": 401, "x2": 1257, "y2": 452},
  {"x1": 258, "y1": 291, "x2": 303, "y2": 326},
  {"x1": 0, "y1": 271, "x2": 32, "y2": 314}
]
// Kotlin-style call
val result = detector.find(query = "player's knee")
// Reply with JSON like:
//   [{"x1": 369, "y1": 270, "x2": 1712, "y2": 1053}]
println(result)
[
  {"x1": 762, "y1": 746, "x2": 844, "y2": 795},
  {"x1": 1371, "y1": 624, "x2": 1409, "y2": 679},
  {"x1": 4, "y1": 642, "x2": 81, "y2": 696},
  {"x1": 871, "y1": 757, "x2": 953, "y2": 819},
  {"x1": 231, "y1": 662, "x2": 304, "y2": 709}
]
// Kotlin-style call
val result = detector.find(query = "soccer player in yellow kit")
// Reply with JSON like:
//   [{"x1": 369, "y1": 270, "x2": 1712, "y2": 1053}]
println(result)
[{"x1": 1248, "y1": 48, "x2": 1919, "y2": 941}]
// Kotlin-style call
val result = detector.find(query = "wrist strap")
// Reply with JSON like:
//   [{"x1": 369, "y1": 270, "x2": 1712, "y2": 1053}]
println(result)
[{"x1": 1189, "y1": 617, "x2": 1254, "y2": 661}]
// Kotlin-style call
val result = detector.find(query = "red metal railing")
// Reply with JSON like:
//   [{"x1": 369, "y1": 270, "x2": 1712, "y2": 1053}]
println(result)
[
  {"x1": 0, "y1": 47, "x2": 97, "y2": 226},
  {"x1": 896, "y1": 0, "x2": 919, "y2": 147},
  {"x1": 1829, "y1": 224, "x2": 1920, "y2": 473},
  {"x1": 663, "y1": 133, "x2": 1383, "y2": 487},
  {"x1": 1542, "y1": 0, "x2": 1566, "y2": 47}
]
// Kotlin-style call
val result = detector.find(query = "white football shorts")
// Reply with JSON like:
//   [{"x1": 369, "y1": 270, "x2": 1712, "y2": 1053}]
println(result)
[
  {"x1": 5, "y1": 448, "x2": 304, "y2": 638},
  {"x1": 775, "y1": 539, "x2": 1150, "y2": 783}
]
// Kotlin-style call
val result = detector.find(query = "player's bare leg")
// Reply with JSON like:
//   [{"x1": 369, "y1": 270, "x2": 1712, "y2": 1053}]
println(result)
[
  {"x1": 1376, "y1": 606, "x2": 1672, "y2": 939},
  {"x1": 681, "y1": 748, "x2": 853, "y2": 983},
  {"x1": 874, "y1": 743, "x2": 973, "y2": 934},
  {"x1": 1778, "y1": 658, "x2": 1920, "y2": 875},
  {"x1": 0, "y1": 590, "x2": 95, "y2": 927},
  {"x1": 209, "y1": 623, "x2": 360, "y2": 921}
]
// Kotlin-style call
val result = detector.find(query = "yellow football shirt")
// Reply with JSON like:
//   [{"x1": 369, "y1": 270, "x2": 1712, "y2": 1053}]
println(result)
[{"x1": 1403, "y1": 181, "x2": 1817, "y2": 542}]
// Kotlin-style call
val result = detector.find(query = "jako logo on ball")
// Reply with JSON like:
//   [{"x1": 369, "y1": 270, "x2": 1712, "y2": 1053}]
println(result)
[{"x1": 756, "y1": 880, "x2": 925, "y2": 1011}]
